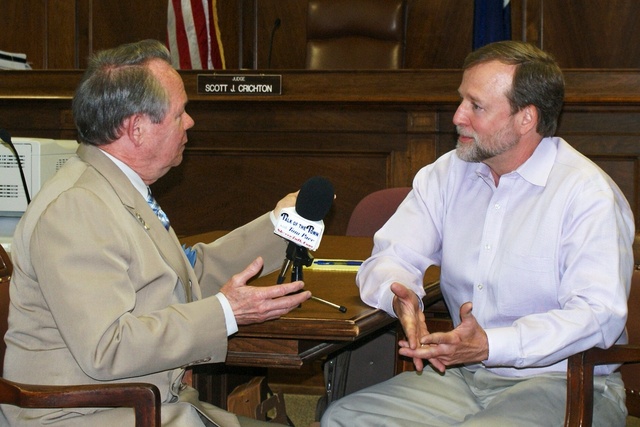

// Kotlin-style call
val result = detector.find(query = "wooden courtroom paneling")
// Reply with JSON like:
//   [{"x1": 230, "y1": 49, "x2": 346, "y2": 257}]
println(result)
[
  {"x1": 4, "y1": 1, "x2": 640, "y2": 70},
  {"x1": 522, "y1": 0, "x2": 640, "y2": 69},
  {"x1": 229, "y1": 0, "x2": 640, "y2": 69},
  {"x1": 0, "y1": 0, "x2": 77, "y2": 69},
  {"x1": 87, "y1": 1, "x2": 168, "y2": 58},
  {"x1": 2, "y1": 70, "x2": 640, "y2": 238},
  {"x1": 240, "y1": 0, "x2": 475, "y2": 69}
]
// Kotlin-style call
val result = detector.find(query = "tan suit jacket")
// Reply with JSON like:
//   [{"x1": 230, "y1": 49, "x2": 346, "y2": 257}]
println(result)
[{"x1": 1, "y1": 144, "x2": 287, "y2": 426}]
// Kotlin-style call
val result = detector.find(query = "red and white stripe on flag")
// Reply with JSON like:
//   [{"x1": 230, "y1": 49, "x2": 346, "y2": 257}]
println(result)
[{"x1": 167, "y1": 0, "x2": 225, "y2": 70}]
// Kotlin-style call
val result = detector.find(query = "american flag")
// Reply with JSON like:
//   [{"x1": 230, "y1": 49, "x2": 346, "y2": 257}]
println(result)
[{"x1": 167, "y1": 0, "x2": 225, "y2": 69}]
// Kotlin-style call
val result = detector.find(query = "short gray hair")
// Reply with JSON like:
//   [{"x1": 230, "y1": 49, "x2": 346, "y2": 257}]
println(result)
[{"x1": 72, "y1": 39, "x2": 173, "y2": 146}]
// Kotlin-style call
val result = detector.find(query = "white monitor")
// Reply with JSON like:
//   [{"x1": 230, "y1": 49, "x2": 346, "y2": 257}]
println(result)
[{"x1": 0, "y1": 137, "x2": 79, "y2": 251}]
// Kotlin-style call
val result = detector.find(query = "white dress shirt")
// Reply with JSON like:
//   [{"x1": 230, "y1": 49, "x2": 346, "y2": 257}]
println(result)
[{"x1": 357, "y1": 137, "x2": 634, "y2": 377}]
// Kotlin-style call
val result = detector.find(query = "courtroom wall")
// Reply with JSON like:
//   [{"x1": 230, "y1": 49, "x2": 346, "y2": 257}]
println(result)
[
  {"x1": 2, "y1": 70, "x2": 640, "y2": 236},
  {"x1": 2, "y1": 0, "x2": 640, "y2": 70}
]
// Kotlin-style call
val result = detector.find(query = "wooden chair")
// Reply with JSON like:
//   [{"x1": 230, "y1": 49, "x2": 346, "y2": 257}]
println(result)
[
  {"x1": 305, "y1": 0, "x2": 407, "y2": 70},
  {"x1": 0, "y1": 245, "x2": 161, "y2": 427},
  {"x1": 565, "y1": 267, "x2": 640, "y2": 426}
]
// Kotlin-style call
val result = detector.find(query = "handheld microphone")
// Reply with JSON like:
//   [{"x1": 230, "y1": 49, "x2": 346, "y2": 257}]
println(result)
[
  {"x1": 0, "y1": 129, "x2": 31, "y2": 204},
  {"x1": 274, "y1": 176, "x2": 334, "y2": 252},
  {"x1": 267, "y1": 18, "x2": 281, "y2": 68},
  {"x1": 274, "y1": 177, "x2": 346, "y2": 312}
]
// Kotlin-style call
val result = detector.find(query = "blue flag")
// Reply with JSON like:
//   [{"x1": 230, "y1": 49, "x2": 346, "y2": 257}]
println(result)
[{"x1": 473, "y1": 0, "x2": 511, "y2": 50}]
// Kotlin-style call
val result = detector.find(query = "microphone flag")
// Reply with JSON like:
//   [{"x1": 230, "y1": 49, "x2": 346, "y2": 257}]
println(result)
[{"x1": 274, "y1": 207, "x2": 325, "y2": 251}]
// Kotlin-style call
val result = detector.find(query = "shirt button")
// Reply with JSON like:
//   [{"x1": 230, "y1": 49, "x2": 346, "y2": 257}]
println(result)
[
  {"x1": 485, "y1": 244, "x2": 491, "y2": 250},
  {"x1": 494, "y1": 203, "x2": 501, "y2": 210},
  {"x1": 477, "y1": 283, "x2": 484, "y2": 290}
]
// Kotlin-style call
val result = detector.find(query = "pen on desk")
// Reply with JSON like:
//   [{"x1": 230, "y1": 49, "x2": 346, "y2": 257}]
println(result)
[
  {"x1": 311, "y1": 295, "x2": 347, "y2": 313},
  {"x1": 314, "y1": 260, "x2": 363, "y2": 266}
]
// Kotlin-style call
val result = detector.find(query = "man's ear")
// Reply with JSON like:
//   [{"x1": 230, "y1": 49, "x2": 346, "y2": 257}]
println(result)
[
  {"x1": 123, "y1": 115, "x2": 144, "y2": 146},
  {"x1": 518, "y1": 105, "x2": 538, "y2": 135}
]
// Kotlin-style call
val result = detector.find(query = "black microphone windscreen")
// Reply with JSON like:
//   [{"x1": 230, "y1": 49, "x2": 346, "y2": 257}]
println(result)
[
  {"x1": 0, "y1": 129, "x2": 11, "y2": 144},
  {"x1": 296, "y1": 176, "x2": 334, "y2": 221}
]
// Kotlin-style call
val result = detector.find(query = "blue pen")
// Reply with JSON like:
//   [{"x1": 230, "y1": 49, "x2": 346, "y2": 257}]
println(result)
[{"x1": 314, "y1": 260, "x2": 363, "y2": 266}]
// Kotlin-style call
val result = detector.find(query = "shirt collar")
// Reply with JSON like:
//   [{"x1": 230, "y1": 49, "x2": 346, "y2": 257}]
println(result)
[
  {"x1": 514, "y1": 137, "x2": 557, "y2": 187},
  {"x1": 99, "y1": 149, "x2": 148, "y2": 198},
  {"x1": 469, "y1": 137, "x2": 558, "y2": 188}
]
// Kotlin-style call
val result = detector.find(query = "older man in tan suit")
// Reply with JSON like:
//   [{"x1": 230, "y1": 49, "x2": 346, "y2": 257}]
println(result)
[{"x1": 1, "y1": 39, "x2": 310, "y2": 427}]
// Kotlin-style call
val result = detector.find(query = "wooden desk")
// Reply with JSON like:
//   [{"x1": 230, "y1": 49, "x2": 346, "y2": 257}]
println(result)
[
  {"x1": 182, "y1": 232, "x2": 395, "y2": 369},
  {"x1": 182, "y1": 232, "x2": 443, "y2": 407}
]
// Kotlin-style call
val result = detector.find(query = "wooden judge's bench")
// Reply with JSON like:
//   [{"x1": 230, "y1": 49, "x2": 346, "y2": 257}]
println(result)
[{"x1": 1, "y1": 69, "x2": 640, "y2": 236}]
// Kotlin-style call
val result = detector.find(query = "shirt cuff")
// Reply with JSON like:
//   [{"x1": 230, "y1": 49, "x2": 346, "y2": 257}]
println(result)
[
  {"x1": 379, "y1": 285, "x2": 398, "y2": 317},
  {"x1": 270, "y1": 210, "x2": 278, "y2": 227},
  {"x1": 484, "y1": 326, "x2": 519, "y2": 366},
  {"x1": 215, "y1": 292, "x2": 239, "y2": 336}
]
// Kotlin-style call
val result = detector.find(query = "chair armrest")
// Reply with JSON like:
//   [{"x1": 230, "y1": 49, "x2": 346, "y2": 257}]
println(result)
[
  {"x1": 565, "y1": 344, "x2": 640, "y2": 427},
  {"x1": 0, "y1": 379, "x2": 161, "y2": 427},
  {"x1": 423, "y1": 280, "x2": 442, "y2": 307}
]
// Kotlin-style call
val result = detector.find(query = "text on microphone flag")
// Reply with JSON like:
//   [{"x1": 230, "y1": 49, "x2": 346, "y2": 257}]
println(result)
[{"x1": 274, "y1": 207, "x2": 325, "y2": 251}]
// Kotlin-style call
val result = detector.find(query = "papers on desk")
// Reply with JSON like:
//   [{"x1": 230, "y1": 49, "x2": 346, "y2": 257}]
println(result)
[
  {"x1": 0, "y1": 49, "x2": 31, "y2": 70},
  {"x1": 309, "y1": 258, "x2": 363, "y2": 272}
]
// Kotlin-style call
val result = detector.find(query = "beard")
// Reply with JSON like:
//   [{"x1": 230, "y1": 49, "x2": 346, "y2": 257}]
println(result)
[{"x1": 456, "y1": 122, "x2": 520, "y2": 163}]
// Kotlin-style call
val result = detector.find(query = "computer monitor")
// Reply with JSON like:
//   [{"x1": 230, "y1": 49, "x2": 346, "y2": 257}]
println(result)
[{"x1": 0, "y1": 137, "x2": 78, "y2": 251}]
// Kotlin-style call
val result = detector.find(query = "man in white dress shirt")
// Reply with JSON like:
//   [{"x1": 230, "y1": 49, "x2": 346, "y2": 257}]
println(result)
[{"x1": 322, "y1": 41, "x2": 633, "y2": 426}]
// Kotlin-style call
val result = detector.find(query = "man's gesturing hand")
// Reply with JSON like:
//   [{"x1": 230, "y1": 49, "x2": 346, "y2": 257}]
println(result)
[
  {"x1": 221, "y1": 257, "x2": 311, "y2": 325},
  {"x1": 399, "y1": 302, "x2": 489, "y2": 372},
  {"x1": 392, "y1": 282, "x2": 445, "y2": 372}
]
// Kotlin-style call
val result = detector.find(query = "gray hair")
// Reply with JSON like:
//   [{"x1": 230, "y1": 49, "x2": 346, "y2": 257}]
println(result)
[
  {"x1": 72, "y1": 39, "x2": 173, "y2": 146},
  {"x1": 463, "y1": 41, "x2": 565, "y2": 137}
]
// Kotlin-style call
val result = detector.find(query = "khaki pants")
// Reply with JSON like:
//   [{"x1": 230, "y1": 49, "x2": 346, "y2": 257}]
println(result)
[{"x1": 321, "y1": 367, "x2": 626, "y2": 427}]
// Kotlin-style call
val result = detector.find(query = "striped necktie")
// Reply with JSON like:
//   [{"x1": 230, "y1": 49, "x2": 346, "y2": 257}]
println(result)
[
  {"x1": 145, "y1": 188, "x2": 196, "y2": 267},
  {"x1": 146, "y1": 188, "x2": 170, "y2": 230}
]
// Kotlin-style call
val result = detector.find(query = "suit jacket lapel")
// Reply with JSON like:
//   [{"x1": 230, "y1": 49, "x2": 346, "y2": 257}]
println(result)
[{"x1": 77, "y1": 144, "x2": 193, "y2": 302}]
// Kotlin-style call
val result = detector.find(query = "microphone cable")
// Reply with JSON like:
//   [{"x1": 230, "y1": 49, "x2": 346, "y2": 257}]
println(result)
[
  {"x1": 267, "y1": 18, "x2": 281, "y2": 69},
  {"x1": 0, "y1": 129, "x2": 31, "y2": 204}
]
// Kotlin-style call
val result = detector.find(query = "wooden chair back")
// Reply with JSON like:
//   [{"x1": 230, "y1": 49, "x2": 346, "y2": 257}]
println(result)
[
  {"x1": 621, "y1": 268, "x2": 640, "y2": 416},
  {"x1": 565, "y1": 268, "x2": 640, "y2": 426},
  {"x1": 0, "y1": 245, "x2": 12, "y2": 376},
  {"x1": 0, "y1": 244, "x2": 161, "y2": 426}
]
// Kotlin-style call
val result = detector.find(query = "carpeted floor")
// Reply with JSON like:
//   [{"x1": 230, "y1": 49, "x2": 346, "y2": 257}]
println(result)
[{"x1": 283, "y1": 393, "x2": 321, "y2": 427}]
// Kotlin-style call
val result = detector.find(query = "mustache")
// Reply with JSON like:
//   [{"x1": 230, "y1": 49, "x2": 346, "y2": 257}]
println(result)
[{"x1": 456, "y1": 126, "x2": 475, "y2": 139}]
